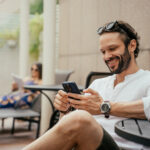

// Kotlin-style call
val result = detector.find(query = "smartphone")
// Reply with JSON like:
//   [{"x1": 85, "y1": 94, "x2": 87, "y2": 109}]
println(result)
[
  {"x1": 62, "y1": 81, "x2": 81, "y2": 94},
  {"x1": 62, "y1": 81, "x2": 81, "y2": 111}
]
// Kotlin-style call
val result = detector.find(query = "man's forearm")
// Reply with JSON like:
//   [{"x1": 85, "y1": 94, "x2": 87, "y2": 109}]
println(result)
[{"x1": 110, "y1": 100, "x2": 146, "y2": 119}]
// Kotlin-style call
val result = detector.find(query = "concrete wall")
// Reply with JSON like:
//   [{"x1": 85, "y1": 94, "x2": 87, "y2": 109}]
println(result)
[
  {"x1": 0, "y1": 44, "x2": 19, "y2": 95},
  {"x1": 58, "y1": 0, "x2": 150, "y2": 86},
  {"x1": 0, "y1": 0, "x2": 19, "y2": 13}
]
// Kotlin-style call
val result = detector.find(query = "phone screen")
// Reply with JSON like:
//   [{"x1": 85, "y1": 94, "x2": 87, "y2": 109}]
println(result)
[
  {"x1": 62, "y1": 81, "x2": 81, "y2": 111},
  {"x1": 62, "y1": 81, "x2": 81, "y2": 94}
]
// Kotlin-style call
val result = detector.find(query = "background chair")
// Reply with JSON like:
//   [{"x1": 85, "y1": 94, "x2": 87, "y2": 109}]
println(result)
[
  {"x1": 85, "y1": 71, "x2": 112, "y2": 88},
  {"x1": 49, "y1": 71, "x2": 112, "y2": 128},
  {"x1": 55, "y1": 69, "x2": 74, "y2": 84},
  {"x1": 0, "y1": 69, "x2": 74, "y2": 138},
  {"x1": 11, "y1": 94, "x2": 41, "y2": 138}
]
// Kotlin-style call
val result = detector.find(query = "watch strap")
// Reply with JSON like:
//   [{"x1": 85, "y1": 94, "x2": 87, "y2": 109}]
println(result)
[
  {"x1": 105, "y1": 101, "x2": 110, "y2": 118},
  {"x1": 104, "y1": 112, "x2": 110, "y2": 118}
]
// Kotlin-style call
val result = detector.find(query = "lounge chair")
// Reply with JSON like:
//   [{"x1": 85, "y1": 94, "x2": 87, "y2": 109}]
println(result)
[{"x1": 0, "y1": 70, "x2": 74, "y2": 138}]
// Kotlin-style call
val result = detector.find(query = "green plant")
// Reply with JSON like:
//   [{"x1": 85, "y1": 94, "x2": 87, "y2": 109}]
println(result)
[
  {"x1": 56, "y1": 0, "x2": 59, "y2": 4},
  {"x1": 0, "y1": 29, "x2": 19, "y2": 47},
  {"x1": 30, "y1": 0, "x2": 59, "y2": 15},
  {"x1": 29, "y1": 0, "x2": 59, "y2": 60},
  {"x1": 29, "y1": 14, "x2": 43, "y2": 59},
  {"x1": 0, "y1": 30, "x2": 18, "y2": 40},
  {"x1": 30, "y1": 0, "x2": 43, "y2": 15}
]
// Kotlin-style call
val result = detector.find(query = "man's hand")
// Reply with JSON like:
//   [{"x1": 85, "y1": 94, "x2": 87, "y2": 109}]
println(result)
[
  {"x1": 68, "y1": 88, "x2": 103, "y2": 115},
  {"x1": 54, "y1": 90, "x2": 70, "y2": 113}
]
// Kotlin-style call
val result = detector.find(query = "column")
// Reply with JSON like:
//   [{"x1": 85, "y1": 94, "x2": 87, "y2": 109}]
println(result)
[
  {"x1": 40, "y1": 0, "x2": 56, "y2": 134},
  {"x1": 19, "y1": 0, "x2": 29, "y2": 77}
]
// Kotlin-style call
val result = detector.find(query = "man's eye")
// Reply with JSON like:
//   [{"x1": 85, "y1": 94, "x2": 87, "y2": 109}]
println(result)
[
  {"x1": 109, "y1": 47, "x2": 116, "y2": 51},
  {"x1": 110, "y1": 48, "x2": 115, "y2": 50},
  {"x1": 101, "y1": 51, "x2": 105, "y2": 54}
]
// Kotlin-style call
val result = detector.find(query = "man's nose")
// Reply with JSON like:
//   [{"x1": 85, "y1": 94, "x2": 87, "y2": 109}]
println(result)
[{"x1": 104, "y1": 52, "x2": 112, "y2": 60}]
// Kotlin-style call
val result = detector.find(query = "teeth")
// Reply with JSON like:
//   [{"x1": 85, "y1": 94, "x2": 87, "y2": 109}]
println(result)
[{"x1": 108, "y1": 59, "x2": 116, "y2": 64}]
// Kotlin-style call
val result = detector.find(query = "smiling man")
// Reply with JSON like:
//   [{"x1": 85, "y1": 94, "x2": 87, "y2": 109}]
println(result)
[
  {"x1": 99, "y1": 21, "x2": 137, "y2": 75},
  {"x1": 23, "y1": 21, "x2": 150, "y2": 150},
  {"x1": 101, "y1": 32, "x2": 132, "y2": 74}
]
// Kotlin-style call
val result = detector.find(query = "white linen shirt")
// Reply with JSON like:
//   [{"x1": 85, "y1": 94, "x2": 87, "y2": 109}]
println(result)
[{"x1": 89, "y1": 69, "x2": 150, "y2": 150}]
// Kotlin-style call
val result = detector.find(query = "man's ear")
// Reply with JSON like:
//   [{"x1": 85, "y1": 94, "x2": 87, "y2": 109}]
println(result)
[{"x1": 128, "y1": 39, "x2": 137, "y2": 53}]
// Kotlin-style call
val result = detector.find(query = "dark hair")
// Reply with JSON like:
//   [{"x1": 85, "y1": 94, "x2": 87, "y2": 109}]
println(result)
[
  {"x1": 32, "y1": 62, "x2": 42, "y2": 79},
  {"x1": 97, "y1": 20, "x2": 140, "y2": 58}
]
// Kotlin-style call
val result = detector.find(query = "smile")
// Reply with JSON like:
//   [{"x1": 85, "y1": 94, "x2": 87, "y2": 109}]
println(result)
[{"x1": 106, "y1": 57, "x2": 119, "y2": 68}]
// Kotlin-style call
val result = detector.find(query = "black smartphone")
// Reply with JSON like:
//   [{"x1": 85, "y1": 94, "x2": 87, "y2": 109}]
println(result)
[
  {"x1": 62, "y1": 81, "x2": 81, "y2": 94},
  {"x1": 62, "y1": 81, "x2": 81, "y2": 111}
]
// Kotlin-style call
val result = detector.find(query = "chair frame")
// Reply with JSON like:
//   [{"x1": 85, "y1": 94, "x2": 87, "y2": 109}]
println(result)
[
  {"x1": 0, "y1": 94, "x2": 41, "y2": 138},
  {"x1": 85, "y1": 71, "x2": 112, "y2": 88}
]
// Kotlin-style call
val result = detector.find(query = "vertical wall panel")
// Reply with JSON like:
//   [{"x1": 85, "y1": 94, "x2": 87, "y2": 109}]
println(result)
[{"x1": 59, "y1": 0, "x2": 150, "y2": 86}]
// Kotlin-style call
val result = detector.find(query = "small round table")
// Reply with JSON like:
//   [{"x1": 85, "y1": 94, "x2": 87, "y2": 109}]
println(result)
[{"x1": 115, "y1": 118, "x2": 150, "y2": 146}]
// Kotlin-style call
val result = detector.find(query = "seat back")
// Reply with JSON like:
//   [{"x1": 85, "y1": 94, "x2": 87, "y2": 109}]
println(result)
[
  {"x1": 31, "y1": 94, "x2": 41, "y2": 113},
  {"x1": 55, "y1": 70, "x2": 74, "y2": 84},
  {"x1": 85, "y1": 71, "x2": 112, "y2": 88}
]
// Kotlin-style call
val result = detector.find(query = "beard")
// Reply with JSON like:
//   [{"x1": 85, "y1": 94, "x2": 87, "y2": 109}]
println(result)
[{"x1": 105, "y1": 47, "x2": 131, "y2": 74}]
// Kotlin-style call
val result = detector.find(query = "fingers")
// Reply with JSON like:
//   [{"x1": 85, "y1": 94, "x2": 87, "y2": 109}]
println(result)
[
  {"x1": 69, "y1": 98, "x2": 82, "y2": 105},
  {"x1": 67, "y1": 88, "x2": 100, "y2": 102},
  {"x1": 83, "y1": 88, "x2": 99, "y2": 96},
  {"x1": 53, "y1": 90, "x2": 70, "y2": 111},
  {"x1": 83, "y1": 88, "x2": 103, "y2": 101},
  {"x1": 57, "y1": 90, "x2": 69, "y2": 103},
  {"x1": 67, "y1": 93, "x2": 87, "y2": 101},
  {"x1": 58, "y1": 90, "x2": 68, "y2": 97},
  {"x1": 54, "y1": 98, "x2": 69, "y2": 111},
  {"x1": 54, "y1": 89, "x2": 102, "y2": 114},
  {"x1": 70, "y1": 103, "x2": 87, "y2": 110},
  {"x1": 68, "y1": 88, "x2": 103, "y2": 113}
]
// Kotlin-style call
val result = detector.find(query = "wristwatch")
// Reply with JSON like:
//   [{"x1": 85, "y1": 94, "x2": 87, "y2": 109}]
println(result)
[{"x1": 100, "y1": 101, "x2": 111, "y2": 118}]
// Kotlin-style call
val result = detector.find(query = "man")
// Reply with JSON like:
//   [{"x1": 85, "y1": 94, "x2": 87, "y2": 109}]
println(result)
[{"x1": 23, "y1": 21, "x2": 150, "y2": 150}]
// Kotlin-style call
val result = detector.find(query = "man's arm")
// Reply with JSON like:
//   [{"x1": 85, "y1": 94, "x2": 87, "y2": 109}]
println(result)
[
  {"x1": 110, "y1": 100, "x2": 146, "y2": 119},
  {"x1": 68, "y1": 89, "x2": 147, "y2": 119},
  {"x1": 54, "y1": 88, "x2": 148, "y2": 120}
]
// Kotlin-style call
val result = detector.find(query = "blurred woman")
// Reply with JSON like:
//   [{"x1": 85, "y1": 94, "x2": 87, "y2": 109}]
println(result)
[{"x1": 0, "y1": 62, "x2": 42, "y2": 108}]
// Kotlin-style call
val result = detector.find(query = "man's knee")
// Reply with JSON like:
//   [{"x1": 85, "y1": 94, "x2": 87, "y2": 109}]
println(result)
[
  {"x1": 57, "y1": 110, "x2": 101, "y2": 137},
  {"x1": 61, "y1": 110, "x2": 93, "y2": 127}
]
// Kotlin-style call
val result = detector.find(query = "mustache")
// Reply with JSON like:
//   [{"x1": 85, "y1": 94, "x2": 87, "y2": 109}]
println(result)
[{"x1": 105, "y1": 56, "x2": 120, "y2": 64}]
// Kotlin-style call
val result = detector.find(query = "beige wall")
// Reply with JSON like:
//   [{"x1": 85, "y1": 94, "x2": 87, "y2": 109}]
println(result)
[
  {"x1": 58, "y1": 0, "x2": 150, "y2": 86},
  {"x1": 0, "y1": 0, "x2": 19, "y2": 13},
  {"x1": 0, "y1": 45, "x2": 19, "y2": 95}
]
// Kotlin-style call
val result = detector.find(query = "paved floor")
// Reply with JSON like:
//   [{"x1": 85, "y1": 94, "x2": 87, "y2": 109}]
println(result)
[{"x1": 0, "y1": 118, "x2": 36, "y2": 150}]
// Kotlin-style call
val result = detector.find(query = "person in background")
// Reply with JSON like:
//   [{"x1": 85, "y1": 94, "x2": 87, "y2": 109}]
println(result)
[{"x1": 0, "y1": 62, "x2": 42, "y2": 108}]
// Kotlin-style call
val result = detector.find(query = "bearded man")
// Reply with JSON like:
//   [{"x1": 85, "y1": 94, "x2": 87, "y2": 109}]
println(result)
[{"x1": 24, "y1": 21, "x2": 150, "y2": 150}]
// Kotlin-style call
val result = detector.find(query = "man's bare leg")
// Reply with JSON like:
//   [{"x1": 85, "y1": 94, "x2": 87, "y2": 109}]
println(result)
[{"x1": 23, "y1": 110, "x2": 103, "y2": 150}]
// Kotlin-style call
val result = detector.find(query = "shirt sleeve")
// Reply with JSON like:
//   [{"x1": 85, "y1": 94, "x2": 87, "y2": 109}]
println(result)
[{"x1": 142, "y1": 86, "x2": 150, "y2": 120}]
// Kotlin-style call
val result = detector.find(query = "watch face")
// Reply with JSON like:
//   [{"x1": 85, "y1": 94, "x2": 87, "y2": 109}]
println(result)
[{"x1": 101, "y1": 103, "x2": 109, "y2": 112}]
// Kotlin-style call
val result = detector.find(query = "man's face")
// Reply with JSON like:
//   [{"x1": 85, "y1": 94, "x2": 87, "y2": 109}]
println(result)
[{"x1": 99, "y1": 32, "x2": 131, "y2": 74}]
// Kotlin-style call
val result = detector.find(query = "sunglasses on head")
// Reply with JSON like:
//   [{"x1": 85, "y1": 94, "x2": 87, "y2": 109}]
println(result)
[
  {"x1": 97, "y1": 21, "x2": 136, "y2": 39},
  {"x1": 31, "y1": 67, "x2": 39, "y2": 72}
]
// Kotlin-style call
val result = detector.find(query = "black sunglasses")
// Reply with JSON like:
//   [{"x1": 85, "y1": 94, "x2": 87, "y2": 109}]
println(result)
[
  {"x1": 97, "y1": 21, "x2": 136, "y2": 39},
  {"x1": 31, "y1": 67, "x2": 39, "y2": 72}
]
